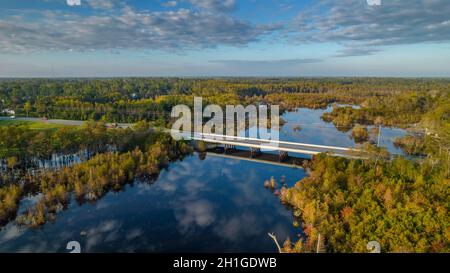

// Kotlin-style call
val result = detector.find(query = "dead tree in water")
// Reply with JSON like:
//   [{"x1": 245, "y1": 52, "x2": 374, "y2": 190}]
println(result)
[{"x1": 268, "y1": 233, "x2": 282, "y2": 253}]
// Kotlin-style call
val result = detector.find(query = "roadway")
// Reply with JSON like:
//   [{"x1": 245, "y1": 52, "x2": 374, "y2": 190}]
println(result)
[{"x1": 0, "y1": 117, "x2": 133, "y2": 129}]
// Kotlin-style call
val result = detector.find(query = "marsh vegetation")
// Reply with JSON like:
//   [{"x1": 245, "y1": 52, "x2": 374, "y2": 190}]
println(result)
[{"x1": 0, "y1": 121, "x2": 191, "y2": 228}]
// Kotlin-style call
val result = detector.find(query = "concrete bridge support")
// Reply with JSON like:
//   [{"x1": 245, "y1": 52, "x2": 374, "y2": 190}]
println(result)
[
  {"x1": 250, "y1": 147, "x2": 261, "y2": 158},
  {"x1": 224, "y1": 144, "x2": 237, "y2": 154},
  {"x1": 279, "y1": 151, "x2": 289, "y2": 162}
]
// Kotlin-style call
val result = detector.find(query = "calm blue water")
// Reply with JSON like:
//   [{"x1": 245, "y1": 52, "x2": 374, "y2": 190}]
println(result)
[
  {"x1": 242, "y1": 107, "x2": 407, "y2": 157},
  {"x1": 280, "y1": 107, "x2": 406, "y2": 155},
  {"x1": 0, "y1": 155, "x2": 304, "y2": 253}
]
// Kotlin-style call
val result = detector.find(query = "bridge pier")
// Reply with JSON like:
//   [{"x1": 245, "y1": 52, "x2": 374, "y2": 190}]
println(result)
[
  {"x1": 224, "y1": 144, "x2": 236, "y2": 154},
  {"x1": 279, "y1": 151, "x2": 289, "y2": 162},
  {"x1": 250, "y1": 148, "x2": 261, "y2": 158}
]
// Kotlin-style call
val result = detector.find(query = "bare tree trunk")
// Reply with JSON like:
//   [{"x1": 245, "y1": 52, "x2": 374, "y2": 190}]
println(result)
[
  {"x1": 268, "y1": 233, "x2": 282, "y2": 253},
  {"x1": 316, "y1": 234, "x2": 321, "y2": 253}
]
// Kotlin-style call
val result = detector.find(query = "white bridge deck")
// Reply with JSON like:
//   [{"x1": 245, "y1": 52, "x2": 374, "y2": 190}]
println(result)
[{"x1": 176, "y1": 131, "x2": 362, "y2": 158}]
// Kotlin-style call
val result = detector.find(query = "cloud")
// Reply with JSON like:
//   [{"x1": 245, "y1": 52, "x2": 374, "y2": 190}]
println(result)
[
  {"x1": 125, "y1": 228, "x2": 143, "y2": 241},
  {"x1": 210, "y1": 58, "x2": 322, "y2": 66},
  {"x1": 86, "y1": 0, "x2": 116, "y2": 9},
  {"x1": 85, "y1": 220, "x2": 121, "y2": 251},
  {"x1": 0, "y1": 6, "x2": 277, "y2": 53},
  {"x1": 175, "y1": 200, "x2": 216, "y2": 232},
  {"x1": 292, "y1": 0, "x2": 450, "y2": 55},
  {"x1": 66, "y1": 0, "x2": 116, "y2": 9},
  {"x1": 161, "y1": 1, "x2": 178, "y2": 8},
  {"x1": 334, "y1": 47, "x2": 381, "y2": 57},
  {"x1": 66, "y1": 0, "x2": 81, "y2": 6},
  {"x1": 0, "y1": 225, "x2": 26, "y2": 244},
  {"x1": 214, "y1": 212, "x2": 261, "y2": 242},
  {"x1": 187, "y1": 0, "x2": 236, "y2": 13}
]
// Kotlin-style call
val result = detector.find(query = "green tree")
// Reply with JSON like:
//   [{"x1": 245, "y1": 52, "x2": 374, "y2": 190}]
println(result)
[
  {"x1": 351, "y1": 125, "x2": 369, "y2": 143},
  {"x1": 7, "y1": 156, "x2": 19, "y2": 170},
  {"x1": 24, "y1": 101, "x2": 31, "y2": 117}
]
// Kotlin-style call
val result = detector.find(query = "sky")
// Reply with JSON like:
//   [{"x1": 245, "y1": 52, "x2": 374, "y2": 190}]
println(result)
[{"x1": 0, "y1": 0, "x2": 449, "y2": 77}]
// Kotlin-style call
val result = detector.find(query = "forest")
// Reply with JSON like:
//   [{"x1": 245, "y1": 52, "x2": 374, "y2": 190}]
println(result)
[
  {"x1": 0, "y1": 121, "x2": 192, "y2": 227},
  {"x1": 1, "y1": 78, "x2": 449, "y2": 123},
  {"x1": 280, "y1": 153, "x2": 448, "y2": 253},
  {"x1": 0, "y1": 77, "x2": 449, "y2": 252}
]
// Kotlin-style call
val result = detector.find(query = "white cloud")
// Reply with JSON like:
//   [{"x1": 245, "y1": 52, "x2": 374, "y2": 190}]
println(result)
[
  {"x1": 0, "y1": 6, "x2": 277, "y2": 53},
  {"x1": 292, "y1": 0, "x2": 450, "y2": 56},
  {"x1": 175, "y1": 200, "x2": 216, "y2": 232},
  {"x1": 86, "y1": 0, "x2": 115, "y2": 9},
  {"x1": 66, "y1": 0, "x2": 81, "y2": 6},
  {"x1": 188, "y1": 0, "x2": 236, "y2": 12},
  {"x1": 162, "y1": 1, "x2": 178, "y2": 8}
]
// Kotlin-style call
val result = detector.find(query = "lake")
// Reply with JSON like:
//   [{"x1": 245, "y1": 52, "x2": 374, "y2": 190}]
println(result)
[
  {"x1": 0, "y1": 107, "x2": 407, "y2": 252},
  {"x1": 0, "y1": 155, "x2": 303, "y2": 252},
  {"x1": 280, "y1": 106, "x2": 406, "y2": 155}
]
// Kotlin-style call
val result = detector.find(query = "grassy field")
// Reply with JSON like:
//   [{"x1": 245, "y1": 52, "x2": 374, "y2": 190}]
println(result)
[{"x1": 0, "y1": 120, "x2": 69, "y2": 130}]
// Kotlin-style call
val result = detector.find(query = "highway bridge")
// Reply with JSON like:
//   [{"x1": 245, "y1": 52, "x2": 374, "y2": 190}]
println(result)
[{"x1": 176, "y1": 131, "x2": 363, "y2": 159}]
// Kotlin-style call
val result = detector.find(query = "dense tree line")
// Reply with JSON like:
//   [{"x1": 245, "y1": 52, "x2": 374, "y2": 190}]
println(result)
[
  {"x1": 280, "y1": 153, "x2": 449, "y2": 253},
  {"x1": 1, "y1": 78, "x2": 449, "y2": 123},
  {"x1": 394, "y1": 135, "x2": 427, "y2": 156},
  {"x1": 321, "y1": 90, "x2": 447, "y2": 128},
  {"x1": 0, "y1": 119, "x2": 187, "y2": 171},
  {"x1": 0, "y1": 121, "x2": 109, "y2": 164}
]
